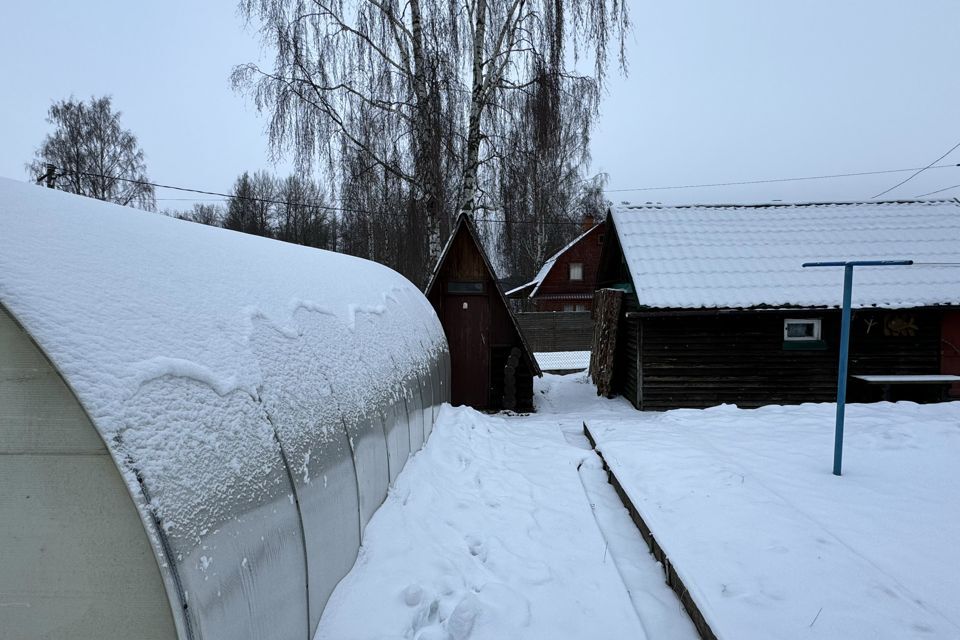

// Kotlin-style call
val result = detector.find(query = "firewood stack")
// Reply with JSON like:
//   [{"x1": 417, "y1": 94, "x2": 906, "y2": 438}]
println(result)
[{"x1": 590, "y1": 288, "x2": 622, "y2": 397}]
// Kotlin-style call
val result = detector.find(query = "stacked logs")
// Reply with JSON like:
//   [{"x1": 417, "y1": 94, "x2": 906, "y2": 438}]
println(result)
[{"x1": 590, "y1": 288, "x2": 623, "y2": 397}]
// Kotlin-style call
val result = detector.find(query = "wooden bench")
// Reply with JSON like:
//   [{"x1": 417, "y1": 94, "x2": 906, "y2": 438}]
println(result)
[{"x1": 852, "y1": 374, "x2": 960, "y2": 401}]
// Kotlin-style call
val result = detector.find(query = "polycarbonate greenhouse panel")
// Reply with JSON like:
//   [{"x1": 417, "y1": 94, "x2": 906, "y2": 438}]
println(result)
[
  {"x1": 120, "y1": 375, "x2": 310, "y2": 640},
  {"x1": 344, "y1": 408, "x2": 391, "y2": 533},
  {"x1": 295, "y1": 423, "x2": 362, "y2": 622},
  {"x1": 0, "y1": 179, "x2": 451, "y2": 640},
  {"x1": 383, "y1": 395, "x2": 411, "y2": 484},
  {"x1": 406, "y1": 373, "x2": 426, "y2": 453}
]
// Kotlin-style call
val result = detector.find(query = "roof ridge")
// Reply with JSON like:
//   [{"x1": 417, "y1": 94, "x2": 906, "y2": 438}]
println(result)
[{"x1": 612, "y1": 199, "x2": 959, "y2": 211}]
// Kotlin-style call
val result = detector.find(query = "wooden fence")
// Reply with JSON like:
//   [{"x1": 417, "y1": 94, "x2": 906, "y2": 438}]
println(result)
[{"x1": 514, "y1": 311, "x2": 594, "y2": 352}]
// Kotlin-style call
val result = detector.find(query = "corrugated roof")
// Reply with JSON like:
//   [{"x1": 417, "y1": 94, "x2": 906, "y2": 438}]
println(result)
[{"x1": 610, "y1": 200, "x2": 960, "y2": 310}]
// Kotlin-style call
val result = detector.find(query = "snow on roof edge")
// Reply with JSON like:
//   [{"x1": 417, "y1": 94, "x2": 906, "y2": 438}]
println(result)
[{"x1": 527, "y1": 223, "x2": 602, "y2": 298}]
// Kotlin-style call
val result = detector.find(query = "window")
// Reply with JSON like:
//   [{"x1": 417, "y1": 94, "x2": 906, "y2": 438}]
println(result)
[
  {"x1": 569, "y1": 262, "x2": 584, "y2": 281},
  {"x1": 783, "y1": 318, "x2": 821, "y2": 341},
  {"x1": 447, "y1": 281, "x2": 484, "y2": 294},
  {"x1": 563, "y1": 303, "x2": 587, "y2": 312}
]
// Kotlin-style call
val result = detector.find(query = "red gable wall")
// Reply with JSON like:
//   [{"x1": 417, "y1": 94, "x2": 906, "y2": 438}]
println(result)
[{"x1": 532, "y1": 222, "x2": 606, "y2": 312}]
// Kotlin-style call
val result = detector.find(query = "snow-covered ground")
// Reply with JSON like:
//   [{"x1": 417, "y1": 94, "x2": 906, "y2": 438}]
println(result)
[
  {"x1": 588, "y1": 401, "x2": 960, "y2": 639},
  {"x1": 315, "y1": 374, "x2": 697, "y2": 640},
  {"x1": 317, "y1": 373, "x2": 960, "y2": 639}
]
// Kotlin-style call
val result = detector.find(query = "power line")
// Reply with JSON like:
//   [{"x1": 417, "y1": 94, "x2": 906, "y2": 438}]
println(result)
[
  {"x1": 603, "y1": 163, "x2": 960, "y2": 194},
  {"x1": 871, "y1": 141, "x2": 960, "y2": 199},
  {"x1": 914, "y1": 183, "x2": 960, "y2": 198},
  {"x1": 52, "y1": 166, "x2": 583, "y2": 227},
  {"x1": 53, "y1": 164, "x2": 960, "y2": 229}
]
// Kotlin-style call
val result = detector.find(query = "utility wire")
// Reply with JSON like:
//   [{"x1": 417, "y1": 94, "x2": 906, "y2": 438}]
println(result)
[
  {"x1": 871, "y1": 141, "x2": 960, "y2": 199},
  {"x1": 604, "y1": 163, "x2": 960, "y2": 194},
  {"x1": 915, "y1": 183, "x2": 960, "y2": 198},
  {"x1": 52, "y1": 164, "x2": 960, "y2": 228},
  {"x1": 53, "y1": 168, "x2": 571, "y2": 226},
  {"x1": 53, "y1": 167, "x2": 591, "y2": 227}
]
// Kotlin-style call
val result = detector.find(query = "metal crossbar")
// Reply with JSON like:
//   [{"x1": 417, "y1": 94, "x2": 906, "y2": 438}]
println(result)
[{"x1": 801, "y1": 260, "x2": 914, "y2": 476}]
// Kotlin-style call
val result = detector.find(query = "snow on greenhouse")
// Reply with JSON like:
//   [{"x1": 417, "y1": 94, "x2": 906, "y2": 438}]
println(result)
[{"x1": 0, "y1": 178, "x2": 448, "y2": 640}]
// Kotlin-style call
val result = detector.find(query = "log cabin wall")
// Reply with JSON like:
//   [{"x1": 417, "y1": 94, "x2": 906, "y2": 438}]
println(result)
[{"x1": 630, "y1": 308, "x2": 943, "y2": 410}]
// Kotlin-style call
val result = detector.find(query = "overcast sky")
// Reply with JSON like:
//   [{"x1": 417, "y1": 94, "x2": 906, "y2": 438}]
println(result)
[{"x1": 3, "y1": 0, "x2": 960, "y2": 210}]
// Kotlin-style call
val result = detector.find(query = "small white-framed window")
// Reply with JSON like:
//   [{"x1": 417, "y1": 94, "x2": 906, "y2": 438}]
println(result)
[
  {"x1": 569, "y1": 262, "x2": 584, "y2": 281},
  {"x1": 783, "y1": 318, "x2": 821, "y2": 341}
]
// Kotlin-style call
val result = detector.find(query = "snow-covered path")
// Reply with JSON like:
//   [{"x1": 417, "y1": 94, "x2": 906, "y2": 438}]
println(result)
[{"x1": 315, "y1": 374, "x2": 696, "y2": 640}]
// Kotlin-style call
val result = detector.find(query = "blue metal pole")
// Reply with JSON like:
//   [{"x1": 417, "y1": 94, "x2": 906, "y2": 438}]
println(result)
[
  {"x1": 833, "y1": 265, "x2": 854, "y2": 476},
  {"x1": 802, "y1": 259, "x2": 911, "y2": 476}
]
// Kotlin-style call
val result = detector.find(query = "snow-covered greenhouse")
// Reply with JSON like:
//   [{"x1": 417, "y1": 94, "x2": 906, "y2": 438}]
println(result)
[{"x1": 0, "y1": 178, "x2": 449, "y2": 639}]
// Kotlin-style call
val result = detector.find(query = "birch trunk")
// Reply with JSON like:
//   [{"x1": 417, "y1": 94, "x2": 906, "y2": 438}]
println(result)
[{"x1": 459, "y1": 0, "x2": 487, "y2": 219}]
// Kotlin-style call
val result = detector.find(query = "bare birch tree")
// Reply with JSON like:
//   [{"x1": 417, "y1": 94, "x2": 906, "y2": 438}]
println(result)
[
  {"x1": 28, "y1": 96, "x2": 155, "y2": 210},
  {"x1": 234, "y1": 0, "x2": 627, "y2": 283}
]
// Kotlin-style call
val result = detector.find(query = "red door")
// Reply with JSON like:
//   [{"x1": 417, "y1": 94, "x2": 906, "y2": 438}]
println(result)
[
  {"x1": 444, "y1": 295, "x2": 490, "y2": 408},
  {"x1": 942, "y1": 312, "x2": 960, "y2": 398}
]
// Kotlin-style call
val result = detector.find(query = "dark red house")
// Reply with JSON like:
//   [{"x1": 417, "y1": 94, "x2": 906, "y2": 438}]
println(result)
[
  {"x1": 426, "y1": 214, "x2": 541, "y2": 411},
  {"x1": 507, "y1": 219, "x2": 606, "y2": 312}
]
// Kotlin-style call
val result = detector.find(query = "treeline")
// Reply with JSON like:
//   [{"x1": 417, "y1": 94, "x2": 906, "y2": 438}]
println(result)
[
  {"x1": 171, "y1": 166, "x2": 607, "y2": 282},
  {"x1": 170, "y1": 171, "x2": 337, "y2": 251}
]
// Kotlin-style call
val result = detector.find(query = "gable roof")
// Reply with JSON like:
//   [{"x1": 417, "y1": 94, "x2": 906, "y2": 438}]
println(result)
[
  {"x1": 425, "y1": 213, "x2": 542, "y2": 376},
  {"x1": 609, "y1": 199, "x2": 960, "y2": 310},
  {"x1": 505, "y1": 223, "x2": 603, "y2": 298}
]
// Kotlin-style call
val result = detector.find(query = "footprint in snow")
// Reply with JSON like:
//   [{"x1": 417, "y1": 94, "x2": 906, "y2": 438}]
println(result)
[
  {"x1": 465, "y1": 536, "x2": 487, "y2": 563},
  {"x1": 403, "y1": 583, "x2": 424, "y2": 607}
]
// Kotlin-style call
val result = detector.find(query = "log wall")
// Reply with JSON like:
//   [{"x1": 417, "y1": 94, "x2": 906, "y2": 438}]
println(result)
[{"x1": 632, "y1": 308, "x2": 943, "y2": 410}]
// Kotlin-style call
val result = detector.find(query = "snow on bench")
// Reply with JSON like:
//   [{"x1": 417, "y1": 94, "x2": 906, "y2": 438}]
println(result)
[
  {"x1": 852, "y1": 374, "x2": 960, "y2": 383},
  {"x1": 852, "y1": 374, "x2": 960, "y2": 401}
]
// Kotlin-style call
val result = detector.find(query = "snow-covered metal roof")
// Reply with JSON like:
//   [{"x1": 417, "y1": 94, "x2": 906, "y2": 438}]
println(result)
[
  {"x1": 507, "y1": 224, "x2": 602, "y2": 298},
  {"x1": 610, "y1": 200, "x2": 960, "y2": 310}
]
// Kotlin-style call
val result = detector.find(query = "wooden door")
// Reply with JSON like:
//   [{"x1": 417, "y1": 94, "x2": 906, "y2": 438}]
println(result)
[
  {"x1": 445, "y1": 295, "x2": 490, "y2": 408},
  {"x1": 942, "y1": 312, "x2": 960, "y2": 398}
]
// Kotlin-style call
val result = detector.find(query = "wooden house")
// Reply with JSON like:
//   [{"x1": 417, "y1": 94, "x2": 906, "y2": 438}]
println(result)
[
  {"x1": 594, "y1": 200, "x2": 960, "y2": 410},
  {"x1": 426, "y1": 214, "x2": 541, "y2": 411},
  {"x1": 507, "y1": 218, "x2": 606, "y2": 312}
]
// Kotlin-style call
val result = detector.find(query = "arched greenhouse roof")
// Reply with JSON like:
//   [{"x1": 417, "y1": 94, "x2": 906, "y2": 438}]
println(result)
[{"x1": 0, "y1": 177, "x2": 448, "y2": 639}]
